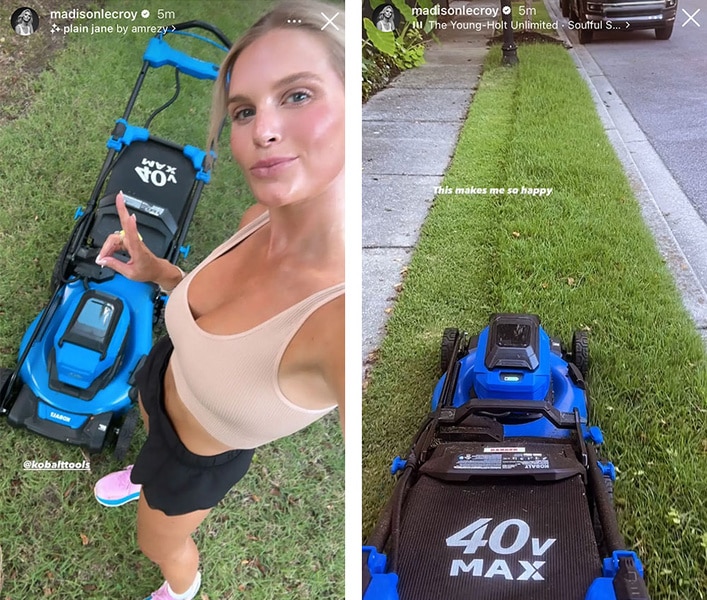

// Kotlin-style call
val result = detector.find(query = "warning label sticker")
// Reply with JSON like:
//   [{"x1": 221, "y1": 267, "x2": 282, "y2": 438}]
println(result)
[{"x1": 454, "y1": 453, "x2": 550, "y2": 471}]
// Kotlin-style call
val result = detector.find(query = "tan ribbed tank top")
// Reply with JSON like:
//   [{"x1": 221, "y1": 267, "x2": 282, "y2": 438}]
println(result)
[{"x1": 164, "y1": 212, "x2": 343, "y2": 449}]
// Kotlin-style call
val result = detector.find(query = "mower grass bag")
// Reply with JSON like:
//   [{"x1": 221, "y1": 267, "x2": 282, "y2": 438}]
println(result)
[
  {"x1": 364, "y1": 313, "x2": 651, "y2": 600},
  {"x1": 0, "y1": 21, "x2": 231, "y2": 459}
]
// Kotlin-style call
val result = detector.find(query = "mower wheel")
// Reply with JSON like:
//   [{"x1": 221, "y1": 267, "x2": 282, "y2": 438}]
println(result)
[
  {"x1": 113, "y1": 406, "x2": 139, "y2": 461},
  {"x1": 0, "y1": 368, "x2": 13, "y2": 412},
  {"x1": 572, "y1": 330, "x2": 589, "y2": 379},
  {"x1": 440, "y1": 328, "x2": 460, "y2": 374}
]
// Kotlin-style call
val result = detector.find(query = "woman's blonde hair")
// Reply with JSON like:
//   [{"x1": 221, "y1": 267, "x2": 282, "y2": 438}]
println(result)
[{"x1": 206, "y1": 0, "x2": 344, "y2": 159}]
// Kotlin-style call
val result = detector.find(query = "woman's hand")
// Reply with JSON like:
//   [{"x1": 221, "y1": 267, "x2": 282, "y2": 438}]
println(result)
[{"x1": 95, "y1": 191, "x2": 161, "y2": 282}]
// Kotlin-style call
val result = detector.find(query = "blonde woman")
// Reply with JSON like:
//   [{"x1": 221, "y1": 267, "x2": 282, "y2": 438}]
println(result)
[
  {"x1": 14, "y1": 9, "x2": 35, "y2": 35},
  {"x1": 376, "y1": 4, "x2": 396, "y2": 32},
  {"x1": 93, "y1": 2, "x2": 344, "y2": 598}
]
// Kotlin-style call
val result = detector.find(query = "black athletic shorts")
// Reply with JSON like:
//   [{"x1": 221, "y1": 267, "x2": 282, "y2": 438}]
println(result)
[{"x1": 129, "y1": 336, "x2": 254, "y2": 516}]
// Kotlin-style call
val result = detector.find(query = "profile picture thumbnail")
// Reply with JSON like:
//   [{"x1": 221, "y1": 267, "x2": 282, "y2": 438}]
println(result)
[
  {"x1": 11, "y1": 6, "x2": 39, "y2": 36},
  {"x1": 373, "y1": 3, "x2": 401, "y2": 32}
]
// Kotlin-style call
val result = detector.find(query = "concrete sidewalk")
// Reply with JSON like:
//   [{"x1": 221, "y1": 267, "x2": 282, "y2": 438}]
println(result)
[{"x1": 362, "y1": 0, "x2": 497, "y2": 369}]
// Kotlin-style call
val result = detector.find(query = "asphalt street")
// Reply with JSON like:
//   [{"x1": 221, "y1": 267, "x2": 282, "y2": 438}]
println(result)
[{"x1": 564, "y1": 0, "x2": 706, "y2": 217}]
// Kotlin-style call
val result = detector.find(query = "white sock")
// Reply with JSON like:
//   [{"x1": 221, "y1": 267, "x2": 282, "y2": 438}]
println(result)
[{"x1": 166, "y1": 571, "x2": 201, "y2": 600}]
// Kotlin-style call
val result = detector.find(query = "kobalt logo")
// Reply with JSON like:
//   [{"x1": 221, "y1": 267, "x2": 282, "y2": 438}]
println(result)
[
  {"x1": 446, "y1": 518, "x2": 555, "y2": 581},
  {"x1": 135, "y1": 159, "x2": 177, "y2": 187},
  {"x1": 50, "y1": 411, "x2": 71, "y2": 423}
]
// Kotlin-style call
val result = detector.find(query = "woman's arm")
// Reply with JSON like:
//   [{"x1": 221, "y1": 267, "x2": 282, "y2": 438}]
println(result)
[{"x1": 153, "y1": 260, "x2": 185, "y2": 293}]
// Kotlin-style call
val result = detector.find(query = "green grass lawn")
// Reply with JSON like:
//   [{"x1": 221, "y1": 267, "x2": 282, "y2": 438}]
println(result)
[
  {"x1": 362, "y1": 42, "x2": 707, "y2": 598},
  {"x1": 0, "y1": 1, "x2": 343, "y2": 598}
]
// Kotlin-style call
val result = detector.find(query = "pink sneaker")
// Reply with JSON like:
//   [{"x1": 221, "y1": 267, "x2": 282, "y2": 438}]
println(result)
[
  {"x1": 94, "y1": 465, "x2": 141, "y2": 507},
  {"x1": 144, "y1": 572, "x2": 201, "y2": 600},
  {"x1": 143, "y1": 582, "x2": 174, "y2": 600}
]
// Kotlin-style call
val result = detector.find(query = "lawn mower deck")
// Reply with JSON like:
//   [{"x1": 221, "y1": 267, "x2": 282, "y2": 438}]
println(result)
[{"x1": 363, "y1": 313, "x2": 650, "y2": 600}]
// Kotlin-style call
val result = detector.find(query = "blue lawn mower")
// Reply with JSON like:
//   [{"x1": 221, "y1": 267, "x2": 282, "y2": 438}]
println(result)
[
  {"x1": 363, "y1": 313, "x2": 651, "y2": 600},
  {"x1": 0, "y1": 21, "x2": 231, "y2": 460}
]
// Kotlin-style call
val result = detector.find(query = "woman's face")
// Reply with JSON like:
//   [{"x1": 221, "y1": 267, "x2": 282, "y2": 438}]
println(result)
[
  {"x1": 227, "y1": 28, "x2": 344, "y2": 209},
  {"x1": 382, "y1": 5, "x2": 393, "y2": 19}
]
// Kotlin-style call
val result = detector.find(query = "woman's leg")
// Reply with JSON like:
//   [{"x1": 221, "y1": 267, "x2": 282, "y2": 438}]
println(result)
[{"x1": 137, "y1": 493, "x2": 212, "y2": 594}]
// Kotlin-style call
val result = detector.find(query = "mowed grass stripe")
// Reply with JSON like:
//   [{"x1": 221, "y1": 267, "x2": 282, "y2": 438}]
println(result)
[{"x1": 363, "y1": 43, "x2": 707, "y2": 598}]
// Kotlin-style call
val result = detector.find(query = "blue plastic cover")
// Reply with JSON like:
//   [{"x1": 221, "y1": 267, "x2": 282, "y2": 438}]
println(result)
[
  {"x1": 430, "y1": 324, "x2": 589, "y2": 439},
  {"x1": 601, "y1": 550, "x2": 645, "y2": 578},
  {"x1": 53, "y1": 293, "x2": 129, "y2": 389},
  {"x1": 363, "y1": 547, "x2": 399, "y2": 600},
  {"x1": 598, "y1": 460, "x2": 617, "y2": 481},
  {"x1": 183, "y1": 145, "x2": 214, "y2": 183},
  {"x1": 473, "y1": 325, "x2": 552, "y2": 401},
  {"x1": 19, "y1": 276, "x2": 153, "y2": 417},
  {"x1": 107, "y1": 118, "x2": 149, "y2": 152},
  {"x1": 390, "y1": 456, "x2": 407, "y2": 475}
]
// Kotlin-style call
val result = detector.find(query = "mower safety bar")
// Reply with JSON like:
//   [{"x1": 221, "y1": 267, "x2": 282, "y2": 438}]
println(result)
[
  {"x1": 72, "y1": 19, "x2": 231, "y2": 247},
  {"x1": 438, "y1": 397, "x2": 586, "y2": 429}
]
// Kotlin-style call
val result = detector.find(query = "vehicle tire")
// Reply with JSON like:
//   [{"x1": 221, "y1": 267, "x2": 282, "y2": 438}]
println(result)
[
  {"x1": 572, "y1": 330, "x2": 589, "y2": 379},
  {"x1": 655, "y1": 23, "x2": 673, "y2": 40},
  {"x1": 440, "y1": 328, "x2": 460, "y2": 375},
  {"x1": 560, "y1": 0, "x2": 570, "y2": 18},
  {"x1": 113, "y1": 405, "x2": 139, "y2": 461},
  {"x1": 578, "y1": 26, "x2": 593, "y2": 44}
]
